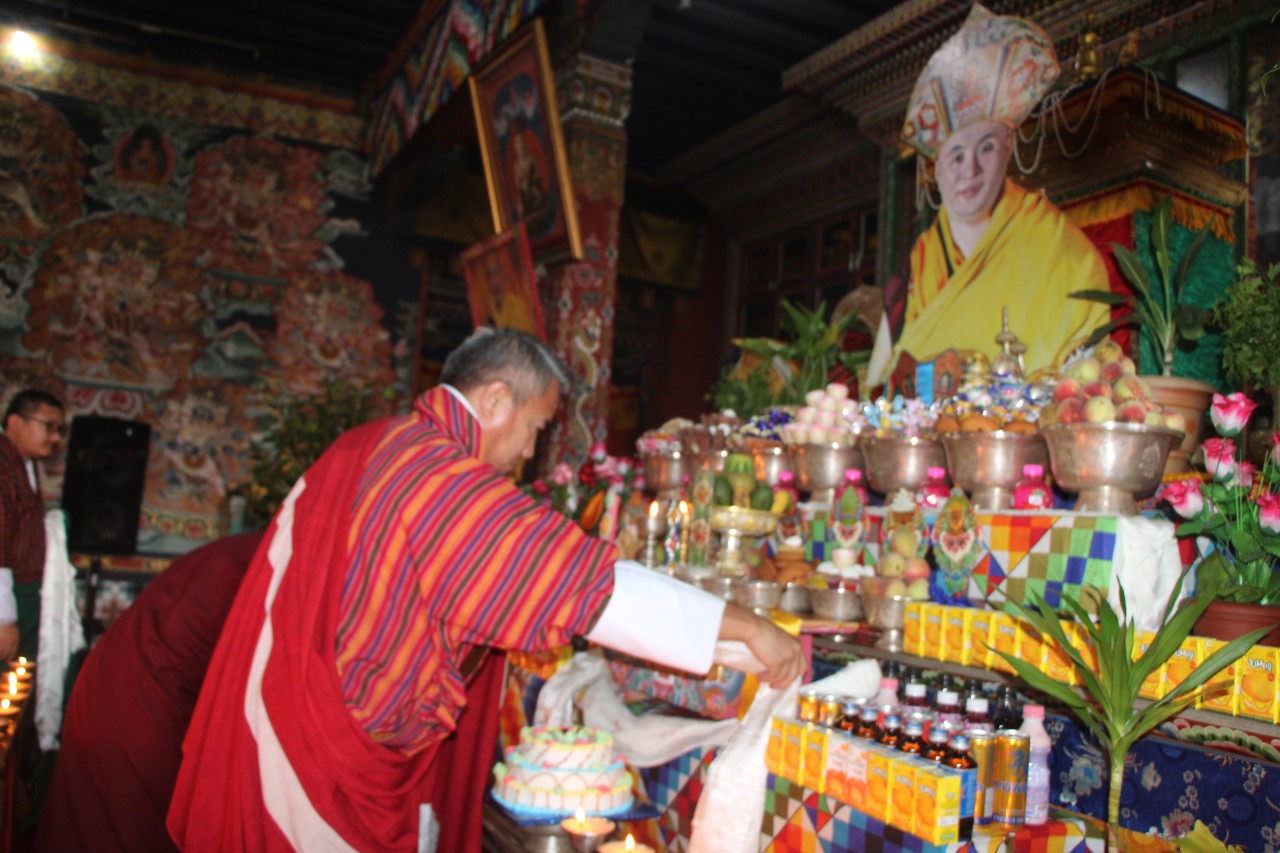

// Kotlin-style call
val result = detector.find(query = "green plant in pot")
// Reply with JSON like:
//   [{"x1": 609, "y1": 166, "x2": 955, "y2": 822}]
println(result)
[
  {"x1": 1213, "y1": 259, "x2": 1280, "y2": 463},
  {"x1": 999, "y1": 580, "x2": 1268, "y2": 846},
  {"x1": 1069, "y1": 195, "x2": 1223, "y2": 471}
]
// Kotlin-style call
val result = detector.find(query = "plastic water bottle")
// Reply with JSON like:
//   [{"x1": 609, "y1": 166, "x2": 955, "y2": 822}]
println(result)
[
  {"x1": 1020, "y1": 704, "x2": 1052, "y2": 825},
  {"x1": 916, "y1": 466, "x2": 950, "y2": 509},
  {"x1": 1013, "y1": 463, "x2": 1053, "y2": 510}
]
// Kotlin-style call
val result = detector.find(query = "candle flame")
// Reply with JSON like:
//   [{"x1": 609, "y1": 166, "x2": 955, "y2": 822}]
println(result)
[
  {"x1": 575, "y1": 807, "x2": 585, "y2": 822},
  {"x1": 649, "y1": 501, "x2": 659, "y2": 519},
  {"x1": 1, "y1": 700, "x2": 8, "y2": 710},
  {"x1": 626, "y1": 835, "x2": 635, "y2": 850},
  {"x1": 16, "y1": 657, "x2": 25, "y2": 665},
  {"x1": 678, "y1": 500, "x2": 688, "y2": 516},
  {"x1": 15, "y1": 667, "x2": 24, "y2": 677}
]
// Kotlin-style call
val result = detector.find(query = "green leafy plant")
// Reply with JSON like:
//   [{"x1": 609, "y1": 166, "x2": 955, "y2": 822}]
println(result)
[
  {"x1": 1213, "y1": 259, "x2": 1280, "y2": 391},
  {"x1": 997, "y1": 580, "x2": 1268, "y2": 834},
  {"x1": 245, "y1": 380, "x2": 396, "y2": 529},
  {"x1": 708, "y1": 299, "x2": 868, "y2": 416},
  {"x1": 1070, "y1": 195, "x2": 1214, "y2": 377}
]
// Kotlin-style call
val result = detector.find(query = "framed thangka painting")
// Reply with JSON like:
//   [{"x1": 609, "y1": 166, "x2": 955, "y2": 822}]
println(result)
[
  {"x1": 469, "y1": 18, "x2": 582, "y2": 263},
  {"x1": 462, "y1": 222, "x2": 547, "y2": 340}
]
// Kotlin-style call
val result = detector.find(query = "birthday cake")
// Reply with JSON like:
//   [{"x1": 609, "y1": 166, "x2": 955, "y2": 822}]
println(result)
[{"x1": 491, "y1": 725, "x2": 634, "y2": 818}]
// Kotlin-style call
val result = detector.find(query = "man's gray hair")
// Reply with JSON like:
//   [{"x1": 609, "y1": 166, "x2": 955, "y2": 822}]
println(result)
[{"x1": 440, "y1": 327, "x2": 574, "y2": 402}]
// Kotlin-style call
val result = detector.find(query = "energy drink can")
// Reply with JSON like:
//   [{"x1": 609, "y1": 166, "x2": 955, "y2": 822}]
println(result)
[
  {"x1": 819, "y1": 694, "x2": 844, "y2": 728},
  {"x1": 967, "y1": 728, "x2": 996, "y2": 826},
  {"x1": 798, "y1": 688, "x2": 820, "y2": 723},
  {"x1": 992, "y1": 729, "x2": 1029, "y2": 825}
]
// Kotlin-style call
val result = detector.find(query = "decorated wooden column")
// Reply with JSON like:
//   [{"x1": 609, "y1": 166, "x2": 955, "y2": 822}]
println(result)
[{"x1": 541, "y1": 54, "x2": 631, "y2": 472}]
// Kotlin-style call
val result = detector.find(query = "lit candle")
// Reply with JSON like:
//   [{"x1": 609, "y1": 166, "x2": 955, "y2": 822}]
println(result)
[
  {"x1": 600, "y1": 834, "x2": 654, "y2": 853},
  {"x1": 678, "y1": 500, "x2": 691, "y2": 564},
  {"x1": 560, "y1": 806, "x2": 616, "y2": 841},
  {"x1": 12, "y1": 666, "x2": 31, "y2": 683},
  {"x1": 0, "y1": 699, "x2": 19, "y2": 719}
]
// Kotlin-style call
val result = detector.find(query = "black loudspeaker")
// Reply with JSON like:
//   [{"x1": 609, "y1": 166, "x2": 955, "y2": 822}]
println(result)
[{"x1": 62, "y1": 416, "x2": 152, "y2": 555}]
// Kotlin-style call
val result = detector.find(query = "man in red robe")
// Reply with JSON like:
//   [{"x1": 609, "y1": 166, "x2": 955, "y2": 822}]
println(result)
[
  {"x1": 168, "y1": 328, "x2": 802, "y2": 852},
  {"x1": 34, "y1": 531, "x2": 264, "y2": 853}
]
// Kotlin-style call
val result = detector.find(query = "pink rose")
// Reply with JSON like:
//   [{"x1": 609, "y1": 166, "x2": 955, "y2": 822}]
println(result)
[
  {"x1": 532, "y1": 480, "x2": 550, "y2": 496},
  {"x1": 1259, "y1": 493, "x2": 1280, "y2": 534},
  {"x1": 1202, "y1": 437, "x2": 1237, "y2": 482},
  {"x1": 1233, "y1": 461, "x2": 1256, "y2": 491},
  {"x1": 1210, "y1": 392, "x2": 1257, "y2": 438},
  {"x1": 550, "y1": 463, "x2": 575, "y2": 486},
  {"x1": 594, "y1": 455, "x2": 619, "y2": 479},
  {"x1": 589, "y1": 442, "x2": 608, "y2": 462},
  {"x1": 1163, "y1": 478, "x2": 1204, "y2": 519}
]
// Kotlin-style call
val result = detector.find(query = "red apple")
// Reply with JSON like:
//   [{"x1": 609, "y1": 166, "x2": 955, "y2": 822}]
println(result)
[
  {"x1": 1064, "y1": 357, "x2": 1102, "y2": 382},
  {"x1": 1057, "y1": 398, "x2": 1084, "y2": 423},
  {"x1": 1164, "y1": 411, "x2": 1187, "y2": 433},
  {"x1": 1100, "y1": 361, "x2": 1125, "y2": 383},
  {"x1": 1118, "y1": 401, "x2": 1148, "y2": 423},
  {"x1": 1083, "y1": 396, "x2": 1117, "y2": 423},
  {"x1": 1118, "y1": 356, "x2": 1137, "y2": 376},
  {"x1": 1094, "y1": 338, "x2": 1125, "y2": 364},
  {"x1": 1083, "y1": 381, "x2": 1113, "y2": 400},
  {"x1": 1113, "y1": 376, "x2": 1149, "y2": 402},
  {"x1": 1053, "y1": 377, "x2": 1083, "y2": 403}
]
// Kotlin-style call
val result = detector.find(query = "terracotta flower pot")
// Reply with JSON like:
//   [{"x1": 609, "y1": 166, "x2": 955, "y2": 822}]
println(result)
[
  {"x1": 1145, "y1": 375, "x2": 1215, "y2": 475},
  {"x1": 1192, "y1": 599, "x2": 1280, "y2": 647}
]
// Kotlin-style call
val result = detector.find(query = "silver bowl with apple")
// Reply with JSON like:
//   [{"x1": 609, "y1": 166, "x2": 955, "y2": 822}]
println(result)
[
  {"x1": 1041, "y1": 421, "x2": 1182, "y2": 515},
  {"x1": 860, "y1": 434, "x2": 947, "y2": 496},
  {"x1": 941, "y1": 430, "x2": 1049, "y2": 510},
  {"x1": 858, "y1": 576, "x2": 913, "y2": 652}
]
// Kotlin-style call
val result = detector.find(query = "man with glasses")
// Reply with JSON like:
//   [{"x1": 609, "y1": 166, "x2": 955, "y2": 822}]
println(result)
[{"x1": 1, "y1": 389, "x2": 65, "y2": 661}]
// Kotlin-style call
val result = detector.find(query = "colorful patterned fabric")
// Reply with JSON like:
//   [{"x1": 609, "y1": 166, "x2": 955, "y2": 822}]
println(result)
[
  {"x1": 608, "y1": 653, "x2": 749, "y2": 720},
  {"x1": 0, "y1": 433, "x2": 44, "y2": 585},
  {"x1": 641, "y1": 746, "x2": 719, "y2": 852},
  {"x1": 170, "y1": 387, "x2": 616, "y2": 850},
  {"x1": 902, "y1": 4, "x2": 1059, "y2": 160}
]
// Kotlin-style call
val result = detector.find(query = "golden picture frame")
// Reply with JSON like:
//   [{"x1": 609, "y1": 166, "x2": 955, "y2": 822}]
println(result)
[{"x1": 469, "y1": 18, "x2": 582, "y2": 264}]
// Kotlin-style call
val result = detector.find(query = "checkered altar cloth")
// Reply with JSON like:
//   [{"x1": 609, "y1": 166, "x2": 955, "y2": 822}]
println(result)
[
  {"x1": 857, "y1": 509, "x2": 1182, "y2": 628},
  {"x1": 759, "y1": 774, "x2": 1106, "y2": 853}
]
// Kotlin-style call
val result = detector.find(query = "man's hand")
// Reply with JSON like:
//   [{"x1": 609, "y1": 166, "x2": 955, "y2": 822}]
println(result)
[
  {"x1": 718, "y1": 602, "x2": 805, "y2": 689},
  {"x1": 0, "y1": 623, "x2": 19, "y2": 662}
]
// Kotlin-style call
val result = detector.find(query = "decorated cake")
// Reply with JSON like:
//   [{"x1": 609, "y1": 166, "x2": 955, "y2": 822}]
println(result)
[{"x1": 492, "y1": 725, "x2": 634, "y2": 818}]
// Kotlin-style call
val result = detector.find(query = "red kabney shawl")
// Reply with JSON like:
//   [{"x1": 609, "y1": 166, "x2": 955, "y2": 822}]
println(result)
[{"x1": 168, "y1": 390, "x2": 615, "y2": 851}]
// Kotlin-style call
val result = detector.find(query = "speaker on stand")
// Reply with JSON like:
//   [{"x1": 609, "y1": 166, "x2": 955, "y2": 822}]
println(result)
[{"x1": 62, "y1": 415, "x2": 151, "y2": 556}]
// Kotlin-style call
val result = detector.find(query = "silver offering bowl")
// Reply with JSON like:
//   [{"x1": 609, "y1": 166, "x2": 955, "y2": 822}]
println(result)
[
  {"x1": 785, "y1": 441, "x2": 864, "y2": 505},
  {"x1": 709, "y1": 505, "x2": 779, "y2": 577},
  {"x1": 941, "y1": 431, "x2": 1049, "y2": 510},
  {"x1": 1041, "y1": 422, "x2": 1182, "y2": 515},
  {"x1": 693, "y1": 447, "x2": 731, "y2": 474},
  {"x1": 746, "y1": 442, "x2": 792, "y2": 487},
  {"x1": 810, "y1": 585, "x2": 864, "y2": 622},
  {"x1": 734, "y1": 579, "x2": 782, "y2": 616},
  {"x1": 859, "y1": 577, "x2": 910, "y2": 652},
  {"x1": 641, "y1": 449, "x2": 687, "y2": 497},
  {"x1": 861, "y1": 434, "x2": 947, "y2": 496}
]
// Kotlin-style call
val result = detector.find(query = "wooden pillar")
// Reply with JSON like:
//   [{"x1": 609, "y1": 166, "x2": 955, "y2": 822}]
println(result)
[{"x1": 541, "y1": 54, "x2": 631, "y2": 472}]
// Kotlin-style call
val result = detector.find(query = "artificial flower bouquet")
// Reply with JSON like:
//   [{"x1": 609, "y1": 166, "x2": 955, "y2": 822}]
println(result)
[
  {"x1": 1163, "y1": 392, "x2": 1280, "y2": 604},
  {"x1": 523, "y1": 443, "x2": 644, "y2": 543}
]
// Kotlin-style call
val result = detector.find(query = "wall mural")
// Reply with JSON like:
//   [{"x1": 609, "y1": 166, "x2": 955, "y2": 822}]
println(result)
[{"x1": 0, "y1": 75, "x2": 420, "y2": 555}]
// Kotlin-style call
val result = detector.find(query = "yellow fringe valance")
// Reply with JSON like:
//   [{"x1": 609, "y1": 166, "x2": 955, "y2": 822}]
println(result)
[{"x1": 1061, "y1": 182, "x2": 1236, "y2": 242}]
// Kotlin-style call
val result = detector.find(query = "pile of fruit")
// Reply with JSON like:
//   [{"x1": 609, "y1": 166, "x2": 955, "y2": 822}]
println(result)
[
  {"x1": 1040, "y1": 339, "x2": 1186, "y2": 432},
  {"x1": 711, "y1": 452, "x2": 784, "y2": 512},
  {"x1": 877, "y1": 526, "x2": 932, "y2": 600}
]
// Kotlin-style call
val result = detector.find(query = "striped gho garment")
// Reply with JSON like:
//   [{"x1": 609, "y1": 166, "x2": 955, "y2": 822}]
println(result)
[
  {"x1": 335, "y1": 386, "x2": 618, "y2": 750},
  {"x1": 0, "y1": 432, "x2": 45, "y2": 585},
  {"x1": 169, "y1": 386, "x2": 617, "y2": 851}
]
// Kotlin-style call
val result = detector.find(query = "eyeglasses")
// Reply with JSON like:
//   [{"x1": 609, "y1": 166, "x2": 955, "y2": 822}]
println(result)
[{"x1": 20, "y1": 415, "x2": 65, "y2": 436}]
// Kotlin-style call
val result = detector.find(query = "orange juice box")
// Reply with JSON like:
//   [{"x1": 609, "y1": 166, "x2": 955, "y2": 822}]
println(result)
[
  {"x1": 1018, "y1": 616, "x2": 1044, "y2": 673},
  {"x1": 1238, "y1": 645, "x2": 1280, "y2": 723},
  {"x1": 888, "y1": 756, "x2": 919, "y2": 833},
  {"x1": 991, "y1": 611, "x2": 1019, "y2": 673},
  {"x1": 943, "y1": 607, "x2": 972, "y2": 665},
  {"x1": 802, "y1": 724, "x2": 830, "y2": 792},
  {"x1": 1200, "y1": 638, "x2": 1240, "y2": 714},
  {"x1": 837, "y1": 737, "x2": 876, "y2": 813},
  {"x1": 865, "y1": 746, "x2": 894, "y2": 823},
  {"x1": 1134, "y1": 630, "x2": 1166, "y2": 701},
  {"x1": 923, "y1": 604, "x2": 945, "y2": 659},
  {"x1": 766, "y1": 716, "x2": 787, "y2": 776},
  {"x1": 904, "y1": 602, "x2": 924, "y2": 657},
  {"x1": 1066, "y1": 621, "x2": 1098, "y2": 679},
  {"x1": 913, "y1": 763, "x2": 963, "y2": 845},
  {"x1": 969, "y1": 608, "x2": 996, "y2": 670},
  {"x1": 824, "y1": 730, "x2": 850, "y2": 803},
  {"x1": 1164, "y1": 637, "x2": 1205, "y2": 698},
  {"x1": 781, "y1": 719, "x2": 805, "y2": 784},
  {"x1": 1043, "y1": 619, "x2": 1077, "y2": 685}
]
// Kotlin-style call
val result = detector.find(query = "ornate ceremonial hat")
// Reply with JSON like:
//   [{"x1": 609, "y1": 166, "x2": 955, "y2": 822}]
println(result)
[{"x1": 902, "y1": 4, "x2": 1060, "y2": 160}]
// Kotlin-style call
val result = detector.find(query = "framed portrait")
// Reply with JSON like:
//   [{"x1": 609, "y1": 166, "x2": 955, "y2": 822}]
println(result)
[
  {"x1": 462, "y1": 222, "x2": 547, "y2": 340},
  {"x1": 469, "y1": 18, "x2": 582, "y2": 264},
  {"x1": 817, "y1": 216, "x2": 855, "y2": 274},
  {"x1": 740, "y1": 240, "x2": 776, "y2": 295}
]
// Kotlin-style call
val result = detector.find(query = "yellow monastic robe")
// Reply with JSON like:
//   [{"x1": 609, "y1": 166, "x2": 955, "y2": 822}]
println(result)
[{"x1": 897, "y1": 179, "x2": 1110, "y2": 373}]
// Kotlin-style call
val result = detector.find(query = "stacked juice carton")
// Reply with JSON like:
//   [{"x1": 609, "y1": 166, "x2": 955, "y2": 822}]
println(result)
[
  {"x1": 765, "y1": 716, "x2": 975, "y2": 845},
  {"x1": 903, "y1": 602, "x2": 1280, "y2": 722}
]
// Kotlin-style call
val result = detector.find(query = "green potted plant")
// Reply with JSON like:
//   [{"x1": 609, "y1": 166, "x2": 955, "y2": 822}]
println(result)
[
  {"x1": 1213, "y1": 259, "x2": 1280, "y2": 462},
  {"x1": 1070, "y1": 194, "x2": 1222, "y2": 472},
  {"x1": 999, "y1": 580, "x2": 1268, "y2": 848}
]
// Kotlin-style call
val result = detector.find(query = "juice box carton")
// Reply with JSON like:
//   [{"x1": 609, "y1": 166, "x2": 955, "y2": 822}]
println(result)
[
  {"x1": 864, "y1": 745, "x2": 895, "y2": 823},
  {"x1": 802, "y1": 724, "x2": 830, "y2": 792},
  {"x1": 1164, "y1": 637, "x2": 1205, "y2": 698},
  {"x1": 913, "y1": 762, "x2": 963, "y2": 846},
  {"x1": 923, "y1": 604, "x2": 945, "y2": 659},
  {"x1": 888, "y1": 755, "x2": 920, "y2": 833},
  {"x1": 766, "y1": 717, "x2": 787, "y2": 776},
  {"x1": 1043, "y1": 619, "x2": 1077, "y2": 685},
  {"x1": 991, "y1": 611, "x2": 1019, "y2": 673},
  {"x1": 1066, "y1": 621, "x2": 1098, "y2": 680},
  {"x1": 824, "y1": 730, "x2": 850, "y2": 803},
  {"x1": 780, "y1": 719, "x2": 805, "y2": 784},
  {"x1": 1239, "y1": 645, "x2": 1280, "y2": 723},
  {"x1": 1199, "y1": 638, "x2": 1240, "y2": 714},
  {"x1": 943, "y1": 607, "x2": 972, "y2": 665},
  {"x1": 1018, "y1": 616, "x2": 1044, "y2": 674},
  {"x1": 904, "y1": 602, "x2": 924, "y2": 657},
  {"x1": 969, "y1": 608, "x2": 996, "y2": 670},
  {"x1": 835, "y1": 736, "x2": 876, "y2": 813},
  {"x1": 1133, "y1": 630, "x2": 1166, "y2": 701}
]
